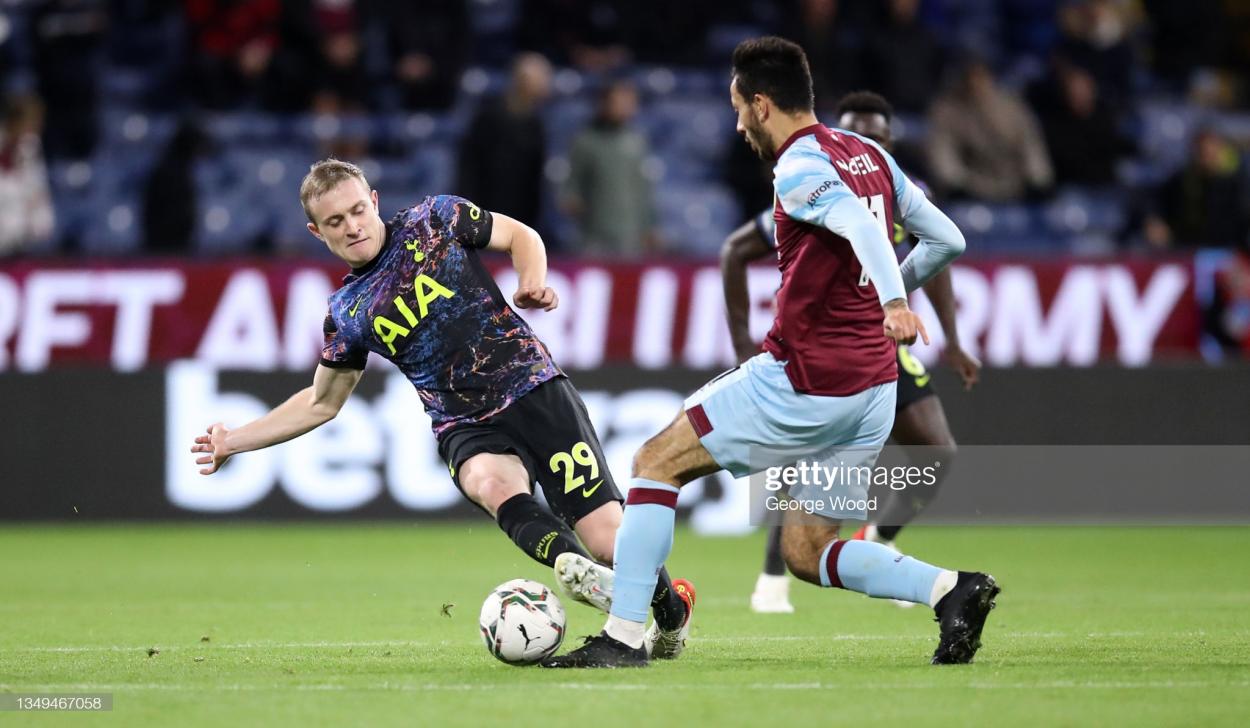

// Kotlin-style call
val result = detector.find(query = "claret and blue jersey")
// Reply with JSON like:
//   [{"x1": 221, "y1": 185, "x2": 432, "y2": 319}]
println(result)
[
  {"x1": 319, "y1": 194, "x2": 562, "y2": 436},
  {"x1": 758, "y1": 123, "x2": 964, "y2": 397}
]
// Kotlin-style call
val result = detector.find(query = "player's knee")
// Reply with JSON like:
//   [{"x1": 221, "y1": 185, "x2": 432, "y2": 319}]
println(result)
[
  {"x1": 780, "y1": 531, "x2": 823, "y2": 585},
  {"x1": 932, "y1": 440, "x2": 956, "y2": 468},
  {"x1": 465, "y1": 475, "x2": 528, "y2": 515}
]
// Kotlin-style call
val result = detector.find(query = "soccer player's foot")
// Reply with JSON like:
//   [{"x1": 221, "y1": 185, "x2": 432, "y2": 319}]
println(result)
[
  {"x1": 645, "y1": 578, "x2": 695, "y2": 659},
  {"x1": 554, "y1": 552, "x2": 613, "y2": 613},
  {"x1": 541, "y1": 632, "x2": 648, "y2": 668},
  {"x1": 750, "y1": 573, "x2": 795, "y2": 614},
  {"x1": 931, "y1": 571, "x2": 1000, "y2": 665}
]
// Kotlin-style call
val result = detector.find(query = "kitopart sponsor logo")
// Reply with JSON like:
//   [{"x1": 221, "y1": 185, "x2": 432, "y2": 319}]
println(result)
[{"x1": 806, "y1": 179, "x2": 839, "y2": 206}]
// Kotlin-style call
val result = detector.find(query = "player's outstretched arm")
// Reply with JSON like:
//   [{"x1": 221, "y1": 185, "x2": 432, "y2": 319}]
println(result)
[
  {"x1": 190, "y1": 364, "x2": 363, "y2": 475},
  {"x1": 485, "y1": 212, "x2": 558, "y2": 312},
  {"x1": 922, "y1": 268, "x2": 981, "y2": 390},
  {"x1": 720, "y1": 219, "x2": 774, "y2": 362}
]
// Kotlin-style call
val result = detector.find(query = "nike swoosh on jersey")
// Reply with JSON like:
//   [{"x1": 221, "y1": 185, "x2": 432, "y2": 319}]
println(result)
[
  {"x1": 582, "y1": 480, "x2": 603, "y2": 498},
  {"x1": 348, "y1": 297, "x2": 364, "y2": 317}
]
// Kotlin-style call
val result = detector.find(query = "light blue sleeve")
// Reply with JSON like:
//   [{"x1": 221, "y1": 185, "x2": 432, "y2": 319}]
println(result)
[
  {"x1": 775, "y1": 137, "x2": 907, "y2": 305},
  {"x1": 862, "y1": 136, "x2": 967, "y2": 292}
]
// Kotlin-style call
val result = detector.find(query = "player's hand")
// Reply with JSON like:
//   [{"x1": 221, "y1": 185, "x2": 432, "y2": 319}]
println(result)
[
  {"x1": 945, "y1": 345, "x2": 982, "y2": 391},
  {"x1": 882, "y1": 300, "x2": 929, "y2": 346},
  {"x1": 191, "y1": 423, "x2": 232, "y2": 476},
  {"x1": 513, "y1": 286, "x2": 558, "y2": 312}
]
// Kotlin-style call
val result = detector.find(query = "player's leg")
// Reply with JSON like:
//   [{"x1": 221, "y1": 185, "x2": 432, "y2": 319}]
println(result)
[
  {"x1": 542, "y1": 408, "x2": 720, "y2": 667},
  {"x1": 775, "y1": 382, "x2": 952, "y2": 601},
  {"x1": 454, "y1": 450, "x2": 597, "y2": 567},
  {"x1": 608, "y1": 410, "x2": 718, "y2": 646},
  {"x1": 777, "y1": 509, "x2": 841, "y2": 584},
  {"x1": 786, "y1": 501, "x2": 999, "y2": 664},
  {"x1": 872, "y1": 395, "x2": 957, "y2": 542},
  {"x1": 503, "y1": 378, "x2": 692, "y2": 641},
  {"x1": 750, "y1": 523, "x2": 795, "y2": 613},
  {"x1": 440, "y1": 422, "x2": 599, "y2": 569},
  {"x1": 561, "y1": 500, "x2": 693, "y2": 654},
  {"x1": 544, "y1": 361, "x2": 762, "y2": 668},
  {"x1": 779, "y1": 382, "x2": 1000, "y2": 664},
  {"x1": 782, "y1": 496, "x2": 957, "y2": 606},
  {"x1": 455, "y1": 451, "x2": 531, "y2": 516},
  {"x1": 567, "y1": 498, "x2": 619, "y2": 564},
  {"x1": 864, "y1": 345, "x2": 956, "y2": 544}
]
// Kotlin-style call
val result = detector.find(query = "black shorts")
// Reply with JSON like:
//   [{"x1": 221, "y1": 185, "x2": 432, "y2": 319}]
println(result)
[
  {"x1": 895, "y1": 344, "x2": 937, "y2": 412},
  {"x1": 437, "y1": 376, "x2": 623, "y2": 525}
]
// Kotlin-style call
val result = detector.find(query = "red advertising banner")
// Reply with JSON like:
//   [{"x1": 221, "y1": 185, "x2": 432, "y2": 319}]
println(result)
[{"x1": 0, "y1": 257, "x2": 1199, "y2": 371}]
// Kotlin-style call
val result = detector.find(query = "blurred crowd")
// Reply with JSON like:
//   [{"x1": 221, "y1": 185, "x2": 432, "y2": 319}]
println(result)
[{"x1": 0, "y1": 0, "x2": 1248, "y2": 275}]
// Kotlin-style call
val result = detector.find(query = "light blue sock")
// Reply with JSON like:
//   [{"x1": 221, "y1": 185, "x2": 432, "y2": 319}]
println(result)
[
  {"x1": 818, "y1": 539, "x2": 948, "y2": 606},
  {"x1": 609, "y1": 478, "x2": 680, "y2": 623}
]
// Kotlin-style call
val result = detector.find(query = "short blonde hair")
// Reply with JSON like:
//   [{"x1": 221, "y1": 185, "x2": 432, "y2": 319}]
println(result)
[{"x1": 299, "y1": 158, "x2": 370, "y2": 222}]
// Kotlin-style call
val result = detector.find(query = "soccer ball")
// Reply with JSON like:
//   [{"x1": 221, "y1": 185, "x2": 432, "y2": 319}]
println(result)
[{"x1": 478, "y1": 579, "x2": 566, "y2": 665}]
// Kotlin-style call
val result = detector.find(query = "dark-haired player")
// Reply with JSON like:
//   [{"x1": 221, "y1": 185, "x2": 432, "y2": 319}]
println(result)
[
  {"x1": 189, "y1": 159, "x2": 694, "y2": 657},
  {"x1": 724, "y1": 90, "x2": 983, "y2": 614},
  {"x1": 545, "y1": 37, "x2": 998, "y2": 668}
]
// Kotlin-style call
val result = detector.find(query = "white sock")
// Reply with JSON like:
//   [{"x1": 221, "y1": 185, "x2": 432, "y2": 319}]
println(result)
[
  {"x1": 604, "y1": 614, "x2": 647, "y2": 649},
  {"x1": 755, "y1": 573, "x2": 789, "y2": 589},
  {"x1": 928, "y1": 570, "x2": 958, "y2": 608}
]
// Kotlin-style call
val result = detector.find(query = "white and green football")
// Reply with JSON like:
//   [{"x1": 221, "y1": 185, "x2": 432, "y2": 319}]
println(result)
[{"x1": 478, "y1": 579, "x2": 566, "y2": 665}]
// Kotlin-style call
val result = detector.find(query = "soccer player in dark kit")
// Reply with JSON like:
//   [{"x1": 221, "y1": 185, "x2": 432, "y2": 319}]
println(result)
[
  {"x1": 189, "y1": 160, "x2": 693, "y2": 657},
  {"x1": 545, "y1": 38, "x2": 998, "y2": 668},
  {"x1": 722, "y1": 90, "x2": 983, "y2": 614}
]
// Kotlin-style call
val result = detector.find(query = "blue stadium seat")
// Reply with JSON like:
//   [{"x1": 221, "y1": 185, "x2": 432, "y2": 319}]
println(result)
[
  {"x1": 654, "y1": 185, "x2": 740, "y2": 256},
  {"x1": 544, "y1": 100, "x2": 593, "y2": 154},
  {"x1": 1043, "y1": 188, "x2": 1126, "y2": 236},
  {"x1": 288, "y1": 114, "x2": 380, "y2": 148},
  {"x1": 644, "y1": 98, "x2": 733, "y2": 177},
  {"x1": 79, "y1": 179, "x2": 143, "y2": 255},
  {"x1": 193, "y1": 186, "x2": 274, "y2": 255},
  {"x1": 408, "y1": 147, "x2": 455, "y2": 197},
  {"x1": 47, "y1": 161, "x2": 95, "y2": 244},
  {"x1": 946, "y1": 201, "x2": 1067, "y2": 252},
  {"x1": 1137, "y1": 101, "x2": 1203, "y2": 173}
]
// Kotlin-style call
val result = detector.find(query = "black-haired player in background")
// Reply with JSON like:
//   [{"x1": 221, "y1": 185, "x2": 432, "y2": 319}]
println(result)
[{"x1": 721, "y1": 91, "x2": 983, "y2": 613}]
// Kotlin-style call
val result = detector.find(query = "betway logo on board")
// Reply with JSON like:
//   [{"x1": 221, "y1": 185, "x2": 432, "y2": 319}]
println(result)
[
  {"x1": 0, "y1": 259, "x2": 1196, "y2": 371},
  {"x1": 164, "y1": 363, "x2": 749, "y2": 532}
]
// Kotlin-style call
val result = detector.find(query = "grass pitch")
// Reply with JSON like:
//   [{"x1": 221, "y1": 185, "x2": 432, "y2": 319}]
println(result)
[{"x1": 1, "y1": 524, "x2": 1248, "y2": 726}]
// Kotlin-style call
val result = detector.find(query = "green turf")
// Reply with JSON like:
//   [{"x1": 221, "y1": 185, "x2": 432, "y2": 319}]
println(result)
[{"x1": 1, "y1": 525, "x2": 1247, "y2": 727}]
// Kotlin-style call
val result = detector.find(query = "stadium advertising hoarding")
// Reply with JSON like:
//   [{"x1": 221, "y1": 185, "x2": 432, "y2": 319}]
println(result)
[
  {"x1": 2, "y1": 364, "x2": 1248, "y2": 524},
  {"x1": 0, "y1": 257, "x2": 1200, "y2": 372}
]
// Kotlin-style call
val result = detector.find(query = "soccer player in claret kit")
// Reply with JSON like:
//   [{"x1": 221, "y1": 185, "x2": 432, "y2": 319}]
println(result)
[
  {"x1": 189, "y1": 160, "x2": 694, "y2": 657},
  {"x1": 545, "y1": 38, "x2": 999, "y2": 668},
  {"x1": 722, "y1": 90, "x2": 983, "y2": 614}
]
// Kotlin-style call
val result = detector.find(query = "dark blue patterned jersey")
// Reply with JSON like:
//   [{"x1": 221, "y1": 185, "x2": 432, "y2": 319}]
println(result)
[{"x1": 319, "y1": 195, "x2": 563, "y2": 437}]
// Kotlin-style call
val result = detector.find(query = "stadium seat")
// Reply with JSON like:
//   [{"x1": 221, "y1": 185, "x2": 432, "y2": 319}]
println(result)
[{"x1": 654, "y1": 185, "x2": 740, "y2": 256}]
